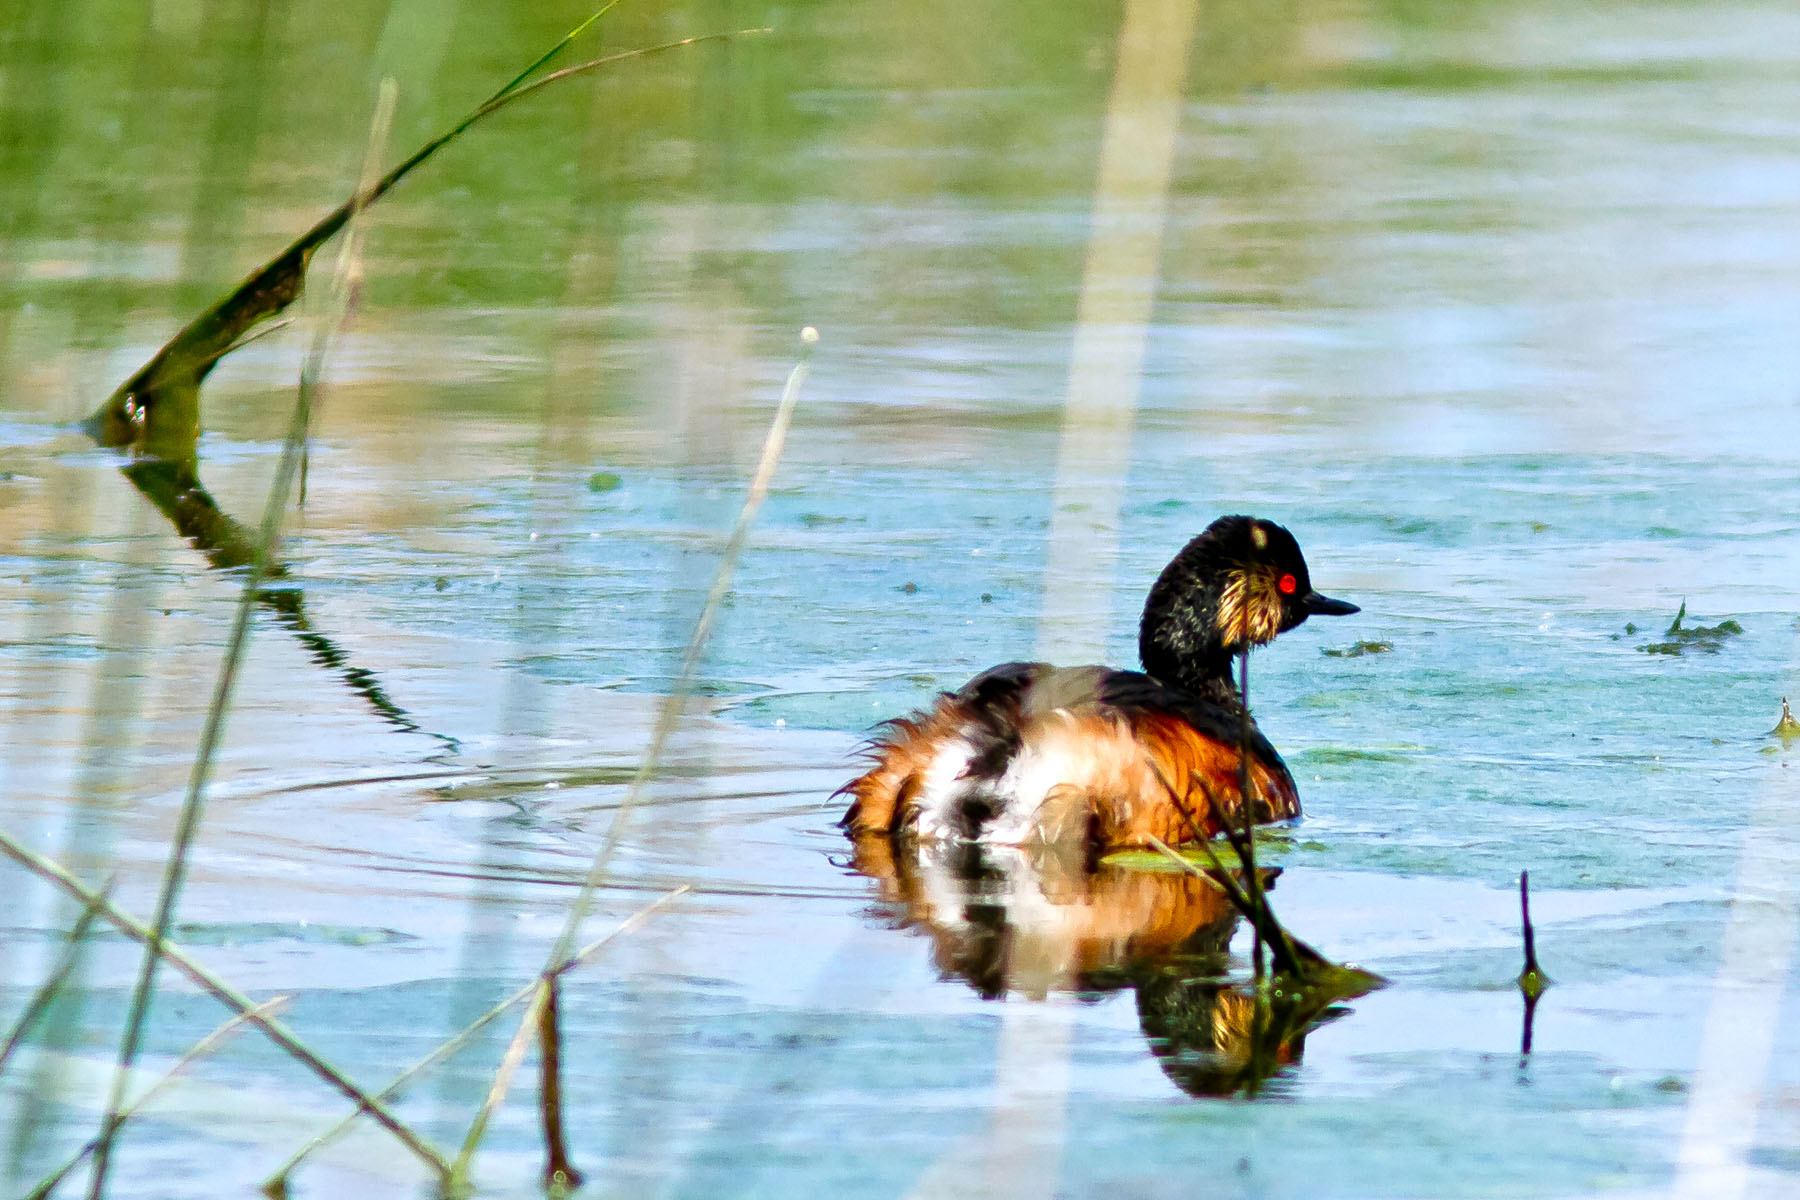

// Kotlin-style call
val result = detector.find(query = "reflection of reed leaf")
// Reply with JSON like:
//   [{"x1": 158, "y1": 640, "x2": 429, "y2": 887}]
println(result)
[
  {"x1": 115, "y1": 454, "x2": 458, "y2": 752},
  {"x1": 257, "y1": 586, "x2": 462, "y2": 756},
  {"x1": 85, "y1": 20, "x2": 764, "y2": 460},
  {"x1": 120, "y1": 458, "x2": 269, "y2": 571}
]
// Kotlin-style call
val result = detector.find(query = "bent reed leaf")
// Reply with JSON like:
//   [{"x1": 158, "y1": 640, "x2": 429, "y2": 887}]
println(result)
[{"x1": 86, "y1": 15, "x2": 767, "y2": 463}]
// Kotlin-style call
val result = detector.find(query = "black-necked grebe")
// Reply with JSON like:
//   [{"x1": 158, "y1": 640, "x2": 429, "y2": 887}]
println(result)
[{"x1": 839, "y1": 515, "x2": 1357, "y2": 848}]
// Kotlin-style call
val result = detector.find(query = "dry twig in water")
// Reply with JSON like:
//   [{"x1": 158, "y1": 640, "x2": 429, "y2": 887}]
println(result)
[{"x1": 1517, "y1": 870, "x2": 1550, "y2": 1055}]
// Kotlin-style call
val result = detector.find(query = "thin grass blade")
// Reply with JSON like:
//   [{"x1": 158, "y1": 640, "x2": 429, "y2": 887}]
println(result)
[
  {"x1": 82, "y1": 82, "x2": 439, "y2": 1198},
  {"x1": 443, "y1": 330, "x2": 812, "y2": 1179},
  {"x1": 539, "y1": 330, "x2": 813, "y2": 978},
  {"x1": 26, "y1": 998, "x2": 288, "y2": 1200},
  {"x1": 452, "y1": 990, "x2": 548, "y2": 1184},
  {"x1": 261, "y1": 885, "x2": 688, "y2": 1193},
  {"x1": 486, "y1": 0, "x2": 627, "y2": 105},
  {"x1": 0, "y1": 830, "x2": 443, "y2": 1180},
  {"x1": 0, "y1": 883, "x2": 111, "y2": 1075}
]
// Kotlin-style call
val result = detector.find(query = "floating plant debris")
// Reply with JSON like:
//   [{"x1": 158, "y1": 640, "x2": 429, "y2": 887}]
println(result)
[
  {"x1": 1772, "y1": 697, "x2": 1800, "y2": 743},
  {"x1": 1632, "y1": 600, "x2": 1743, "y2": 655},
  {"x1": 1322, "y1": 640, "x2": 1393, "y2": 658}
]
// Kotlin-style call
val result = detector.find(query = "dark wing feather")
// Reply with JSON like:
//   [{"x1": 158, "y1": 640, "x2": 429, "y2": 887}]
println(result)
[
  {"x1": 950, "y1": 661, "x2": 1049, "y2": 780},
  {"x1": 837, "y1": 662, "x2": 1051, "y2": 833}
]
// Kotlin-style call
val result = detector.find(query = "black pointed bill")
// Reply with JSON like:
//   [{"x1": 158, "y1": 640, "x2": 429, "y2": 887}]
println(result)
[{"x1": 1304, "y1": 591, "x2": 1359, "y2": 616}]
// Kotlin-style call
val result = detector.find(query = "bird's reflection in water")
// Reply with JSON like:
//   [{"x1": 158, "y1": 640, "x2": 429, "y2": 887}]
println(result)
[{"x1": 846, "y1": 835, "x2": 1368, "y2": 1097}]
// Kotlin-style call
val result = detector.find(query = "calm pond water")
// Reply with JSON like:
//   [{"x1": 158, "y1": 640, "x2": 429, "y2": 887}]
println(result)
[{"x1": 3, "y1": 1, "x2": 1800, "y2": 1197}]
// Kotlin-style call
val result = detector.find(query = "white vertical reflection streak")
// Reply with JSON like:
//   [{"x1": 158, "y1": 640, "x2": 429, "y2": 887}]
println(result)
[
  {"x1": 909, "y1": 1, "x2": 1199, "y2": 1195},
  {"x1": 1670, "y1": 754, "x2": 1800, "y2": 1200}
]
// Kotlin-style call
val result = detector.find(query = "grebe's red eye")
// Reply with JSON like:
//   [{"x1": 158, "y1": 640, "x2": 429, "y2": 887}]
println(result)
[{"x1": 1278, "y1": 573, "x2": 1297, "y2": 595}]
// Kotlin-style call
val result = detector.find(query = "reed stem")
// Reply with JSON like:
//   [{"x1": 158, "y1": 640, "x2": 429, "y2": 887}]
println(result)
[
  {"x1": 25, "y1": 999, "x2": 287, "y2": 1200},
  {"x1": 539, "y1": 333, "x2": 813, "y2": 980},
  {"x1": 0, "y1": 828, "x2": 444, "y2": 1177},
  {"x1": 0, "y1": 884, "x2": 111, "y2": 1075},
  {"x1": 260, "y1": 886, "x2": 686, "y2": 1194},
  {"x1": 83, "y1": 84, "x2": 430, "y2": 1198}
]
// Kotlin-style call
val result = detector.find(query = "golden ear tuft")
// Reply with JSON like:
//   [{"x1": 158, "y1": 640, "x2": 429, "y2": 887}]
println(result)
[{"x1": 1214, "y1": 568, "x2": 1284, "y2": 646}]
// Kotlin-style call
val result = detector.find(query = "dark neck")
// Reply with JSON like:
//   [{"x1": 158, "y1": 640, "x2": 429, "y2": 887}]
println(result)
[
  {"x1": 1137, "y1": 529, "x2": 1253, "y2": 707},
  {"x1": 1138, "y1": 638, "x2": 1242, "y2": 709}
]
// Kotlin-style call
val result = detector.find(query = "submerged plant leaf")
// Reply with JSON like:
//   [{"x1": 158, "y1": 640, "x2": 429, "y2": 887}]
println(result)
[
  {"x1": 119, "y1": 419, "x2": 459, "y2": 751},
  {"x1": 1103, "y1": 841, "x2": 1290, "y2": 876},
  {"x1": 1105, "y1": 844, "x2": 1237, "y2": 873}
]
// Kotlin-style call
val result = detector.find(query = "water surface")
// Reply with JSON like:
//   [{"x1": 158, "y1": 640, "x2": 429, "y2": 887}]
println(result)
[{"x1": 3, "y1": 1, "x2": 1799, "y2": 1196}]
